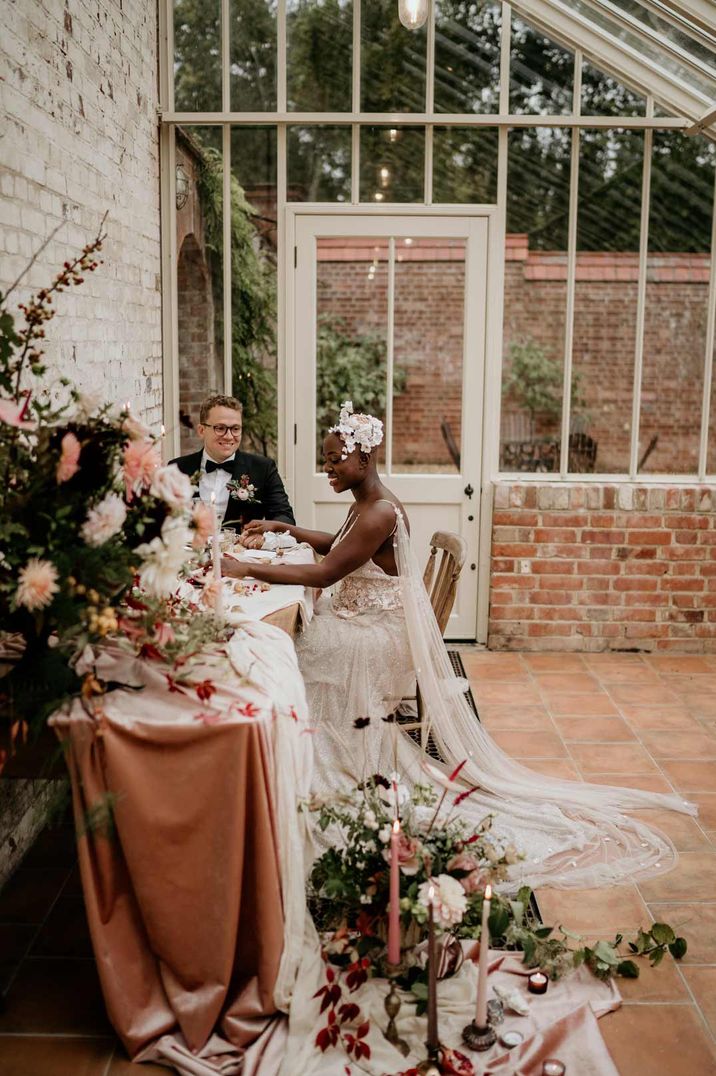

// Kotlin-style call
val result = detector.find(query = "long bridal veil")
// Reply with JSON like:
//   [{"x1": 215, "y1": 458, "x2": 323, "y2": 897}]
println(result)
[{"x1": 392, "y1": 510, "x2": 696, "y2": 890}]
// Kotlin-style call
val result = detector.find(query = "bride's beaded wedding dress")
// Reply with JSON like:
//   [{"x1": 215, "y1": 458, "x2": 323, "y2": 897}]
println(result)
[{"x1": 296, "y1": 501, "x2": 696, "y2": 891}]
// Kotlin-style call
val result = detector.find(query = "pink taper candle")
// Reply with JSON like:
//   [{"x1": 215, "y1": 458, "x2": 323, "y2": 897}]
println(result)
[
  {"x1": 388, "y1": 819, "x2": 401, "y2": 964},
  {"x1": 475, "y1": 884, "x2": 492, "y2": 1027},
  {"x1": 210, "y1": 492, "x2": 224, "y2": 623}
]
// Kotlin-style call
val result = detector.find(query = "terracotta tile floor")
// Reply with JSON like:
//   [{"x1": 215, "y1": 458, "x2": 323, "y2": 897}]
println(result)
[
  {"x1": 1, "y1": 651, "x2": 716, "y2": 1074},
  {"x1": 465, "y1": 649, "x2": 716, "y2": 1075}
]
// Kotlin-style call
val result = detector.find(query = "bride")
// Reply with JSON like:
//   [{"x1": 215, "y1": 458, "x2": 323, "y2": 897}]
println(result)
[{"x1": 223, "y1": 402, "x2": 696, "y2": 891}]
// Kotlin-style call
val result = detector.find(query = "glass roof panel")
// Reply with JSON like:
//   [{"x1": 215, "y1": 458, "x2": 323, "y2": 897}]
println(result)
[
  {"x1": 570, "y1": 0, "x2": 716, "y2": 100},
  {"x1": 610, "y1": 0, "x2": 716, "y2": 68}
]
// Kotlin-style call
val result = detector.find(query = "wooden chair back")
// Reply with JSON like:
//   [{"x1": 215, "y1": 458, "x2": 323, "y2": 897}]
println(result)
[{"x1": 423, "y1": 531, "x2": 468, "y2": 635}]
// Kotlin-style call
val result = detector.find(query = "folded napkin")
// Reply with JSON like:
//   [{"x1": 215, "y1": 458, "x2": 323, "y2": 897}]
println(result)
[{"x1": 262, "y1": 531, "x2": 298, "y2": 551}]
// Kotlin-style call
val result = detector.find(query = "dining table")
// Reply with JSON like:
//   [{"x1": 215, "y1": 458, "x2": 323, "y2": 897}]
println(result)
[{"x1": 47, "y1": 545, "x2": 317, "y2": 1075}]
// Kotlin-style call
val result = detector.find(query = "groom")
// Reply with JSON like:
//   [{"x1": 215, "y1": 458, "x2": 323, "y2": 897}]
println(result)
[{"x1": 170, "y1": 393, "x2": 295, "y2": 528}]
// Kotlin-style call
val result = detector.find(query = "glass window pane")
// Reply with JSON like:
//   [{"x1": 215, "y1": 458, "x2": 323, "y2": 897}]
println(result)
[
  {"x1": 507, "y1": 128, "x2": 571, "y2": 249},
  {"x1": 434, "y1": 0, "x2": 501, "y2": 115},
  {"x1": 393, "y1": 238, "x2": 465, "y2": 473},
  {"x1": 510, "y1": 17, "x2": 574, "y2": 115},
  {"x1": 361, "y1": 0, "x2": 427, "y2": 113},
  {"x1": 288, "y1": 126, "x2": 352, "y2": 202},
  {"x1": 287, "y1": 0, "x2": 353, "y2": 111},
  {"x1": 176, "y1": 128, "x2": 224, "y2": 453},
  {"x1": 581, "y1": 60, "x2": 645, "y2": 116},
  {"x1": 433, "y1": 127, "x2": 498, "y2": 203},
  {"x1": 360, "y1": 127, "x2": 424, "y2": 203},
  {"x1": 572, "y1": 130, "x2": 645, "y2": 474},
  {"x1": 230, "y1": 0, "x2": 277, "y2": 111},
  {"x1": 315, "y1": 238, "x2": 389, "y2": 468},
  {"x1": 638, "y1": 133, "x2": 715, "y2": 475},
  {"x1": 230, "y1": 127, "x2": 278, "y2": 453},
  {"x1": 174, "y1": 0, "x2": 222, "y2": 112},
  {"x1": 611, "y1": 0, "x2": 716, "y2": 71},
  {"x1": 501, "y1": 129, "x2": 570, "y2": 471}
]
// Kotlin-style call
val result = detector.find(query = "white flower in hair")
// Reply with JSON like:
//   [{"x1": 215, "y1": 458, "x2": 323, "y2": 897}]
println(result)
[{"x1": 329, "y1": 400, "x2": 384, "y2": 459}]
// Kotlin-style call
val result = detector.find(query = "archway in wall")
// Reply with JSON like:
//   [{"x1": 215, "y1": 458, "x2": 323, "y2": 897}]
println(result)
[{"x1": 177, "y1": 233, "x2": 219, "y2": 454}]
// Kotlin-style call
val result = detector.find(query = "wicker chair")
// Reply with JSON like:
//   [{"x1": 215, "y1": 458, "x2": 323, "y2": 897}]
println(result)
[{"x1": 398, "y1": 530, "x2": 468, "y2": 749}]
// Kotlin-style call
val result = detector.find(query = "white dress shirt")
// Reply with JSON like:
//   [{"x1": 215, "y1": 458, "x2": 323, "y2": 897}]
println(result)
[{"x1": 198, "y1": 450, "x2": 235, "y2": 522}]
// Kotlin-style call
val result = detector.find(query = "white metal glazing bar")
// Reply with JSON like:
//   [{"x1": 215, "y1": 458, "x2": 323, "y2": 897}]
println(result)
[
  {"x1": 697, "y1": 168, "x2": 716, "y2": 480},
  {"x1": 162, "y1": 111, "x2": 689, "y2": 129},
  {"x1": 629, "y1": 98, "x2": 654, "y2": 478},
  {"x1": 278, "y1": 0, "x2": 287, "y2": 113},
  {"x1": 559, "y1": 53, "x2": 582, "y2": 477},
  {"x1": 222, "y1": 124, "x2": 232, "y2": 395},
  {"x1": 386, "y1": 237, "x2": 396, "y2": 475},
  {"x1": 221, "y1": 0, "x2": 230, "y2": 112},
  {"x1": 352, "y1": 0, "x2": 361, "y2": 203},
  {"x1": 424, "y1": 0, "x2": 436, "y2": 204}
]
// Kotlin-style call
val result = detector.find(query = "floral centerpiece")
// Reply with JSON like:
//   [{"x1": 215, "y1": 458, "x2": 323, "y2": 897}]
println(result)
[
  {"x1": 0, "y1": 222, "x2": 215, "y2": 757},
  {"x1": 308, "y1": 765, "x2": 518, "y2": 999},
  {"x1": 307, "y1": 766, "x2": 688, "y2": 1066}
]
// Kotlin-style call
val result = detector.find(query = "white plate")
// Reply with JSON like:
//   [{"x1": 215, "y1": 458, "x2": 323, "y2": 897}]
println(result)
[{"x1": 239, "y1": 549, "x2": 277, "y2": 562}]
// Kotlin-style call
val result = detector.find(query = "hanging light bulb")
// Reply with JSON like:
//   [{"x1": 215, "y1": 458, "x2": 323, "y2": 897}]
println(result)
[
  {"x1": 378, "y1": 164, "x2": 391, "y2": 189},
  {"x1": 398, "y1": 0, "x2": 429, "y2": 31}
]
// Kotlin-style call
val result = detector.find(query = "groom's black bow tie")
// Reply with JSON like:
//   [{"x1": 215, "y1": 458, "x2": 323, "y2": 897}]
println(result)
[{"x1": 205, "y1": 458, "x2": 233, "y2": 474}]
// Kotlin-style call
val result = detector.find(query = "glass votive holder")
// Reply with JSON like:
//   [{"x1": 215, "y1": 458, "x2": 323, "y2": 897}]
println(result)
[
  {"x1": 527, "y1": 971, "x2": 549, "y2": 994},
  {"x1": 542, "y1": 1060, "x2": 566, "y2": 1075},
  {"x1": 487, "y1": 998, "x2": 504, "y2": 1026},
  {"x1": 499, "y1": 1029, "x2": 524, "y2": 1049}
]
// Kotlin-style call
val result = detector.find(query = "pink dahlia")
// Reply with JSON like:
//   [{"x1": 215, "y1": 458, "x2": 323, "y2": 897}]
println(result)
[
  {"x1": 16, "y1": 558, "x2": 59, "y2": 611},
  {"x1": 123, "y1": 439, "x2": 161, "y2": 499},
  {"x1": 56, "y1": 432, "x2": 81, "y2": 483}
]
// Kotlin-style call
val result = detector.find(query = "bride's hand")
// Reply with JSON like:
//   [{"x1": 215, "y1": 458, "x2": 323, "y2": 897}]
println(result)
[{"x1": 221, "y1": 556, "x2": 250, "y2": 579}]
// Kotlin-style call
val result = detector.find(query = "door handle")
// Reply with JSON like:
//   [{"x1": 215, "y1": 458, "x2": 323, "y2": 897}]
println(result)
[{"x1": 464, "y1": 483, "x2": 474, "y2": 499}]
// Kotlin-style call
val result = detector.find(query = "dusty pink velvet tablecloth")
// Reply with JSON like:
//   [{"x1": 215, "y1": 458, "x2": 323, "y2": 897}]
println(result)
[
  {"x1": 56, "y1": 714, "x2": 284, "y2": 1069},
  {"x1": 48, "y1": 623, "x2": 312, "y2": 1075}
]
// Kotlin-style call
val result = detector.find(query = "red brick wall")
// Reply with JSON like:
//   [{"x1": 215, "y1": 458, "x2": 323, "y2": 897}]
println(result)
[
  {"x1": 319, "y1": 236, "x2": 710, "y2": 474},
  {"x1": 489, "y1": 482, "x2": 716, "y2": 653}
]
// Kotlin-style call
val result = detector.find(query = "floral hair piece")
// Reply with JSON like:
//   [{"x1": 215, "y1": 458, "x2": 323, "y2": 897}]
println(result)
[{"x1": 329, "y1": 400, "x2": 384, "y2": 460}]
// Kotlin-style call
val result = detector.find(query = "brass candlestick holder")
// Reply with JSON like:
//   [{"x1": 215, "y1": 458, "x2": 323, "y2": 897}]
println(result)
[
  {"x1": 383, "y1": 969, "x2": 410, "y2": 1058},
  {"x1": 462, "y1": 1020, "x2": 497, "y2": 1051},
  {"x1": 416, "y1": 1046, "x2": 442, "y2": 1074}
]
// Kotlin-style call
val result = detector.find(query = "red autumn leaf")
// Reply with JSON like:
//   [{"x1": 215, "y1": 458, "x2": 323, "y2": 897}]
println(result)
[
  {"x1": 356, "y1": 1040, "x2": 371, "y2": 1060},
  {"x1": 195, "y1": 679, "x2": 216, "y2": 702},
  {"x1": 344, "y1": 1033, "x2": 356, "y2": 1054},
  {"x1": 338, "y1": 1002, "x2": 360, "y2": 1023},
  {"x1": 164, "y1": 674, "x2": 188, "y2": 695},
  {"x1": 356, "y1": 1021, "x2": 370, "y2": 1039},
  {"x1": 139, "y1": 642, "x2": 164, "y2": 661},
  {"x1": 289, "y1": 706, "x2": 298, "y2": 721},
  {"x1": 316, "y1": 1027, "x2": 336, "y2": 1052},
  {"x1": 236, "y1": 701, "x2": 260, "y2": 718},
  {"x1": 319, "y1": 992, "x2": 333, "y2": 1014},
  {"x1": 193, "y1": 710, "x2": 222, "y2": 726},
  {"x1": 312, "y1": 984, "x2": 328, "y2": 1000},
  {"x1": 326, "y1": 966, "x2": 335, "y2": 983},
  {"x1": 329, "y1": 985, "x2": 342, "y2": 1005},
  {"x1": 355, "y1": 911, "x2": 376, "y2": 937},
  {"x1": 327, "y1": 1008, "x2": 337, "y2": 1026}
]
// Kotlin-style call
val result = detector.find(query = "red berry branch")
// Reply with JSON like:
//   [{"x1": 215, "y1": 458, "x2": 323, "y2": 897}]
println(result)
[{"x1": 314, "y1": 958, "x2": 372, "y2": 1062}]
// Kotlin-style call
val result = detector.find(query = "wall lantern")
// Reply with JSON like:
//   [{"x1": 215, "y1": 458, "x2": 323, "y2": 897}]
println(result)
[
  {"x1": 175, "y1": 164, "x2": 190, "y2": 210},
  {"x1": 398, "y1": 0, "x2": 429, "y2": 30}
]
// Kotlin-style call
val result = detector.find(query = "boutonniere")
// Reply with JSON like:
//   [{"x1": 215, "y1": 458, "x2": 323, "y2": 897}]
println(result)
[{"x1": 226, "y1": 474, "x2": 260, "y2": 504}]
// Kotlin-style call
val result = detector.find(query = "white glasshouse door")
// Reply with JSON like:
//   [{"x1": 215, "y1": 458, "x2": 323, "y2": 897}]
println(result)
[{"x1": 290, "y1": 211, "x2": 487, "y2": 639}]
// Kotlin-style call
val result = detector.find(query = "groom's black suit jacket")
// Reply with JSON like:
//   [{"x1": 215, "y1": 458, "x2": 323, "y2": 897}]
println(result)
[{"x1": 169, "y1": 449, "x2": 296, "y2": 528}]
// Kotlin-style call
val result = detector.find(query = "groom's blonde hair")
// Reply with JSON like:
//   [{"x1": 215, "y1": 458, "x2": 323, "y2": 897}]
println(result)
[{"x1": 199, "y1": 394, "x2": 243, "y2": 423}]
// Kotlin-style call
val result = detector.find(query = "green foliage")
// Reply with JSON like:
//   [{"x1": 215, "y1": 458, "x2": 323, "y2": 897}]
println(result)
[
  {"x1": 195, "y1": 146, "x2": 278, "y2": 454},
  {"x1": 315, "y1": 318, "x2": 406, "y2": 449}
]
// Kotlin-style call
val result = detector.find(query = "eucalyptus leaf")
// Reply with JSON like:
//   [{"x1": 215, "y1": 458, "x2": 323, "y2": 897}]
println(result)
[
  {"x1": 617, "y1": 960, "x2": 639, "y2": 979},
  {"x1": 651, "y1": 923, "x2": 675, "y2": 946},
  {"x1": 669, "y1": 937, "x2": 687, "y2": 960}
]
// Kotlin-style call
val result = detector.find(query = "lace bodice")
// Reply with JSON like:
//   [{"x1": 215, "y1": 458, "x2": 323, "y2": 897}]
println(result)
[{"x1": 330, "y1": 505, "x2": 402, "y2": 619}]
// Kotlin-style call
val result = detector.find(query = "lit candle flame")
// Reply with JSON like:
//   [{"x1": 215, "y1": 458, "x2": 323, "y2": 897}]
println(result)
[
  {"x1": 428, "y1": 884, "x2": 435, "y2": 902},
  {"x1": 210, "y1": 491, "x2": 216, "y2": 505},
  {"x1": 485, "y1": 884, "x2": 492, "y2": 900},
  {"x1": 392, "y1": 819, "x2": 400, "y2": 834},
  {"x1": 160, "y1": 423, "x2": 166, "y2": 437}
]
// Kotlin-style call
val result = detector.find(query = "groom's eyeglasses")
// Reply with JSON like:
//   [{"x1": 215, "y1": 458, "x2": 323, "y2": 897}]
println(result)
[{"x1": 204, "y1": 424, "x2": 242, "y2": 438}]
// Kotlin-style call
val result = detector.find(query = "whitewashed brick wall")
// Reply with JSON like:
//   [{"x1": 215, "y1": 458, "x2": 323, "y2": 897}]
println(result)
[{"x1": 0, "y1": 0, "x2": 162, "y2": 425}]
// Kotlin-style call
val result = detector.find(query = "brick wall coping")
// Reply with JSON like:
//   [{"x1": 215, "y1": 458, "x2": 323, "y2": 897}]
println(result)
[{"x1": 315, "y1": 234, "x2": 709, "y2": 282}]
